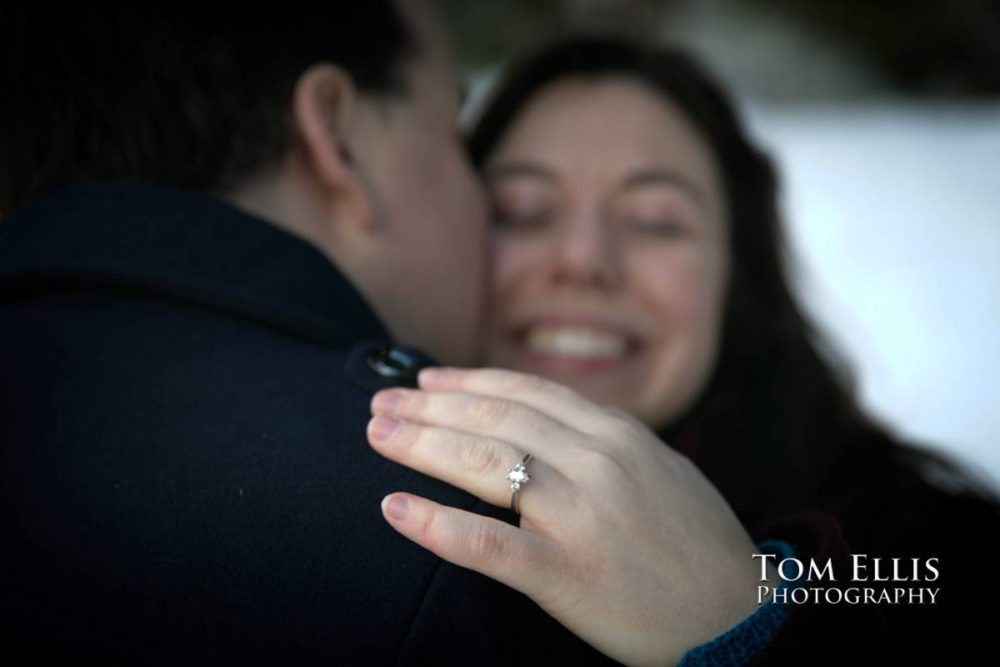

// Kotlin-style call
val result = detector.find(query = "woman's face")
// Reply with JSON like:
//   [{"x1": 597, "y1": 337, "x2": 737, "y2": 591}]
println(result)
[{"x1": 483, "y1": 76, "x2": 730, "y2": 430}]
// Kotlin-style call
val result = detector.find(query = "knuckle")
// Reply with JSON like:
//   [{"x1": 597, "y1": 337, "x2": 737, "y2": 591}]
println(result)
[
  {"x1": 602, "y1": 404, "x2": 632, "y2": 422},
  {"x1": 422, "y1": 507, "x2": 464, "y2": 561},
  {"x1": 542, "y1": 377, "x2": 582, "y2": 402},
  {"x1": 398, "y1": 390, "x2": 424, "y2": 417},
  {"x1": 501, "y1": 371, "x2": 548, "y2": 393},
  {"x1": 405, "y1": 422, "x2": 434, "y2": 455},
  {"x1": 500, "y1": 371, "x2": 577, "y2": 402},
  {"x1": 414, "y1": 503, "x2": 437, "y2": 544},
  {"x1": 468, "y1": 397, "x2": 513, "y2": 425},
  {"x1": 579, "y1": 447, "x2": 613, "y2": 472},
  {"x1": 468, "y1": 522, "x2": 505, "y2": 563},
  {"x1": 673, "y1": 450, "x2": 700, "y2": 477},
  {"x1": 460, "y1": 438, "x2": 500, "y2": 478},
  {"x1": 579, "y1": 447, "x2": 632, "y2": 486},
  {"x1": 595, "y1": 405, "x2": 643, "y2": 438}
]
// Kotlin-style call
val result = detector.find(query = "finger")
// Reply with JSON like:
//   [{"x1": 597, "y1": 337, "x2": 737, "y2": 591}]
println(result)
[
  {"x1": 416, "y1": 366, "x2": 622, "y2": 435},
  {"x1": 367, "y1": 415, "x2": 570, "y2": 518},
  {"x1": 370, "y1": 387, "x2": 580, "y2": 458},
  {"x1": 380, "y1": 492, "x2": 566, "y2": 607}
]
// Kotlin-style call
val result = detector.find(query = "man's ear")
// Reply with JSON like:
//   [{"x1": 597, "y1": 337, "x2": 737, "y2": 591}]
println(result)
[{"x1": 291, "y1": 63, "x2": 375, "y2": 232}]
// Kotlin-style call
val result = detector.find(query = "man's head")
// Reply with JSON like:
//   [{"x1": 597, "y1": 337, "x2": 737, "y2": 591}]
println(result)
[{"x1": 0, "y1": 1, "x2": 488, "y2": 365}]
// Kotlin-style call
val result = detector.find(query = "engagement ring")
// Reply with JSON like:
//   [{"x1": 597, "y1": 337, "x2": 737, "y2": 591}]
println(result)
[{"x1": 506, "y1": 453, "x2": 532, "y2": 515}]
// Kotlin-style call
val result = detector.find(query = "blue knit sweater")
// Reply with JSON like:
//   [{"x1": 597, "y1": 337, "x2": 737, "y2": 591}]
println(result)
[{"x1": 677, "y1": 539, "x2": 800, "y2": 666}]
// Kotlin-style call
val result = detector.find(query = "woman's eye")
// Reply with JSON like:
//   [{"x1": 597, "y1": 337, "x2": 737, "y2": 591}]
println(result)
[
  {"x1": 622, "y1": 215, "x2": 686, "y2": 238},
  {"x1": 491, "y1": 207, "x2": 553, "y2": 230}
]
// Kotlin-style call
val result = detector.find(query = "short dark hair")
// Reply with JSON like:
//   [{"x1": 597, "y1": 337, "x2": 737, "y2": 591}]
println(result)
[
  {"x1": 0, "y1": 3, "x2": 418, "y2": 216},
  {"x1": 469, "y1": 35, "x2": 999, "y2": 522}
]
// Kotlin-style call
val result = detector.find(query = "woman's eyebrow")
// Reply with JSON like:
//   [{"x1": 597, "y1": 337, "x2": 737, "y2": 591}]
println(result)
[
  {"x1": 620, "y1": 167, "x2": 709, "y2": 210},
  {"x1": 484, "y1": 161, "x2": 556, "y2": 183}
]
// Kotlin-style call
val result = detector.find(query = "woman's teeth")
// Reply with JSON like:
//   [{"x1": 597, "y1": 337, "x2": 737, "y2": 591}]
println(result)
[{"x1": 524, "y1": 326, "x2": 628, "y2": 359}]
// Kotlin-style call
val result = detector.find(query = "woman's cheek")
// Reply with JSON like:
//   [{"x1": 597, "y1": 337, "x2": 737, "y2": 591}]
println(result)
[
  {"x1": 491, "y1": 234, "x2": 549, "y2": 300},
  {"x1": 491, "y1": 235, "x2": 519, "y2": 295},
  {"x1": 632, "y1": 246, "x2": 717, "y2": 327}
]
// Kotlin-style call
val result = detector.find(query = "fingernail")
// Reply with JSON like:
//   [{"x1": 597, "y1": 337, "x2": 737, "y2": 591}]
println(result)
[
  {"x1": 372, "y1": 390, "x2": 404, "y2": 413},
  {"x1": 382, "y1": 494, "x2": 409, "y2": 521},
  {"x1": 368, "y1": 415, "x2": 402, "y2": 442},
  {"x1": 418, "y1": 367, "x2": 445, "y2": 384}
]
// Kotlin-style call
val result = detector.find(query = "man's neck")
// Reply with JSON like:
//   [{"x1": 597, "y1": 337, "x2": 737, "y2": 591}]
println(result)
[{"x1": 217, "y1": 161, "x2": 334, "y2": 265}]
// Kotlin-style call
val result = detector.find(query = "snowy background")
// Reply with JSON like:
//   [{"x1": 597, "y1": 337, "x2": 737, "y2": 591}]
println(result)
[{"x1": 745, "y1": 101, "x2": 1000, "y2": 487}]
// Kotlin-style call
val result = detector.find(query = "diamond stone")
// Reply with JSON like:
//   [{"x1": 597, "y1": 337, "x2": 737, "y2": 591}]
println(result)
[{"x1": 506, "y1": 463, "x2": 530, "y2": 491}]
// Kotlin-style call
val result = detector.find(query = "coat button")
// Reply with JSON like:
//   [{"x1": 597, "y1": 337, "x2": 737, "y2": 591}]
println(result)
[
  {"x1": 366, "y1": 343, "x2": 422, "y2": 380},
  {"x1": 344, "y1": 339, "x2": 439, "y2": 393}
]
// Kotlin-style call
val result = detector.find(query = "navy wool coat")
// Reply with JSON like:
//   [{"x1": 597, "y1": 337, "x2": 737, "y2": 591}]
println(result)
[{"x1": 0, "y1": 180, "x2": 620, "y2": 665}]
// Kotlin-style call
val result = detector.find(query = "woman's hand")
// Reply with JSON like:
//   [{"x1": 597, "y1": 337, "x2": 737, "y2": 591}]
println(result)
[{"x1": 367, "y1": 367, "x2": 777, "y2": 667}]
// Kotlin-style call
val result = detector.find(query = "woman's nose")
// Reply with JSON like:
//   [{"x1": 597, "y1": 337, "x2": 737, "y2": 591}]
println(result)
[{"x1": 546, "y1": 212, "x2": 623, "y2": 291}]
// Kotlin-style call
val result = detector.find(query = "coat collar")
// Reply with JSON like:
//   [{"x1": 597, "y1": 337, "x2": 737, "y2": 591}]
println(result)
[{"x1": 0, "y1": 179, "x2": 389, "y2": 347}]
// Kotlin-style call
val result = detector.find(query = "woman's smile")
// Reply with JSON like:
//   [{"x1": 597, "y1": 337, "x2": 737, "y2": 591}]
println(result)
[{"x1": 505, "y1": 315, "x2": 644, "y2": 373}]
